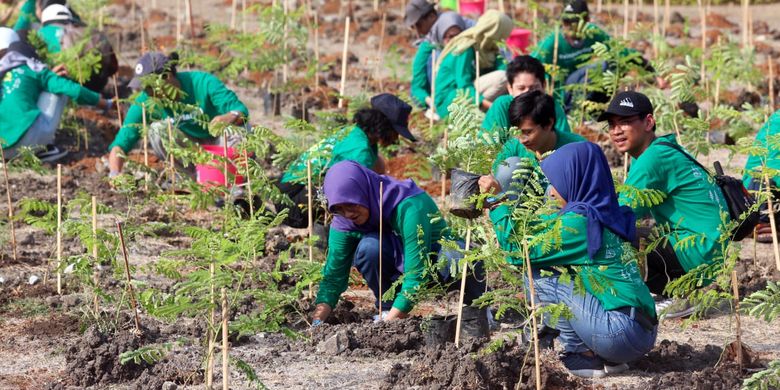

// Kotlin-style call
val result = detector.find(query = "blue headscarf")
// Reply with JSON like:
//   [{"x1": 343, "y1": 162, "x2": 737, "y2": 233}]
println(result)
[{"x1": 540, "y1": 142, "x2": 637, "y2": 259}]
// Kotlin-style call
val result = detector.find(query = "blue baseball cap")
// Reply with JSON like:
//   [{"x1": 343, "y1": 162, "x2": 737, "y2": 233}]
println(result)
[
  {"x1": 371, "y1": 93, "x2": 415, "y2": 142},
  {"x1": 128, "y1": 52, "x2": 172, "y2": 90}
]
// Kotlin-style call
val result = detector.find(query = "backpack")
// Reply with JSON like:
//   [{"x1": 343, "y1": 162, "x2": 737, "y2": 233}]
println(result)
[
  {"x1": 658, "y1": 141, "x2": 759, "y2": 241},
  {"x1": 57, "y1": 22, "x2": 118, "y2": 92}
]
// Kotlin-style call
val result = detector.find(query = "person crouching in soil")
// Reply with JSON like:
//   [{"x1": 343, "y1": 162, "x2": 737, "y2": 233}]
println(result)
[{"x1": 311, "y1": 161, "x2": 486, "y2": 324}]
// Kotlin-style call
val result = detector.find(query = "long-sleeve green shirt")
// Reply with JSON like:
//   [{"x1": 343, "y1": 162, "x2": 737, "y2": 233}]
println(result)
[
  {"x1": 480, "y1": 94, "x2": 572, "y2": 145},
  {"x1": 38, "y1": 24, "x2": 64, "y2": 53},
  {"x1": 0, "y1": 65, "x2": 100, "y2": 148},
  {"x1": 108, "y1": 71, "x2": 249, "y2": 153},
  {"x1": 410, "y1": 41, "x2": 434, "y2": 108},
  {"x1": 281, "y1": 125, "x2": 378, "y2": 184},
  {"x1": 315, "y1": 192, "x2": 448, "y2": 313},
  {"x1": 743, "y1": 109, "x2": 780, "y2": 188},
  {"x1": 13, "y1": 0, "x2": 36, "y2": 31},
  {"x1": 531, "y1": 23, "x2": 611, "y2": 86},
  {"x1": 433, "y1": 48, "x2": 506, "y2": 119},
  {"x1": 620, "y1": 134, "x2": 729, "y2": 272},
  {"x1": 489, "y1": 208, "x2": 656, "y2": 318}
]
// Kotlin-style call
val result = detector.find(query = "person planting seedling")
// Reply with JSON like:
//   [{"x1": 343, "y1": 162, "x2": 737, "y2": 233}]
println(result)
[
  {"x1": 106, "y1": 51, "x2": 249, "y2": 178},
  {"x1": 601, "y1": 91, "x2": 729, "y2": 319},
  {"x1": 480, "y1": 55, "x2": 571, "y2": 145},
  {"x1": 276, "y1": 93, "x2": 415, "y2": 228},
  {"x1": 743, "y1": 108, "x2": 780, "y2": 243},
  {"x1": 433, "y1": 10, "x2": 513, "y2": 119},
  {"x1": 406, "y1": 0, "x2": 439, "y2": 110},
  {"x1": 0, "y1": 27, "x2": 112, "y2": 162},
  {"x1": 13, "y1": 0, "x2": 80, "y2": 36},
  {"x1": 311, "y1": 161, "x2": 486, "y2": 324},
  {"x1": 489, "y1": 141, "x2": 657, "y2": 378}
]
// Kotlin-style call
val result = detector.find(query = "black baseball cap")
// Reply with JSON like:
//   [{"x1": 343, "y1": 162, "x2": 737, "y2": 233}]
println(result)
[
  {"x1": 597, "y1": 91, "x2": 654, "y2": 122},
  {"x1": 371, "y1": 93, "x2": 415, "y2": 142},
  {"x1": 128, "y1": 52, "x2": 172, "y2": 90},
  {"x1": 404, "y1": 0, "x2": 435, "y2": 28},
  {"x1": 562, "y1": 0, "x2": 589, "y2": 22}
]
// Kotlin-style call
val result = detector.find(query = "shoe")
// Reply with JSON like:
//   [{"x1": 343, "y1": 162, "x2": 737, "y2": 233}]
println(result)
[
  {"x1": 35, "y1": 144, "x2": 68, "y2": 162},
  {"x1": 604, "y1": 361, "x2": 629, "y2": 374},
  {"x1": 560, "y1": 352, "x2": 606, "y2": 378},
  {"x1": 656, "y1": 298, "x2": 696, "y2": 319}
]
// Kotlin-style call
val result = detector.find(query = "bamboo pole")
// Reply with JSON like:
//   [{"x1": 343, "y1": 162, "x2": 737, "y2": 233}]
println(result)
[
  {"x1": 222, "y1": 287, "x2": 229, "y2": 390},
  {"x1": 523, "y1": 242, "x2": 542, "y2": 390},
  {"x1": 770, "y1": 59, "x2": 776, "y2": 110},
  {"x1": 176, "y1": 0, "x2": 182, "y2": 43},
  {"x1": 167, "y1": 121, "x2": 176, "y2": 212},
  {"x1": 92, "y1": 196, "x2": 99, "y2": 313},
  {"x1": 0, "y1": 144, "x2": 17, "y2": 262},
  {"x1": 532, "y1": 7, "x2": 538, "y2": 45},
  {"x1": 632, "y1": 0, "x2": 638, "y2": 25},
  {"x1": 222, "y1": 136, "x2": 230, "y2": 209},
  {"x1": 207, "y1": 260, "x2": 215, "y2": 388},
  {"x1": 748, "y1": 8, "x2": 754, "y2": 48},
  {"x1": 244, "y1": 150, "x2": 254, "y2": 219},
  {"x1": 142, "y1": 105, "x2": 149, "y2": 191},
  {"x1": 441, "y1": 132, "x2": 447, "y2": 202},
  {"x1": 116, "y1": 221, "x2": 142, "y2": 336},
  {"x1": 475, "y1": 51, "x2": 481, "y2": 107},
  {"x1": 307, "y1": 160, "x2": 314, "y2": 299},
  {"x1": 231, "y1": 0, "x2": 237, "y2": 29},
  {"x1": 140, "y1": 14, "x2": 147, "y2": 54},
  {"x1": 338, "y1": 17, "x2": 350, "y2": 109},
  {"x1": 56, "y1": 164, "x2": 62, "y2": 295},
  {"x1": 374, "y1": 0, "x2": 379, "y2": 11},
  {"x1": 314, "y1": 14, "x2": 320, "y2": 90},
  {"x1": 378, "y1": 181, "x2": 384, "y2": 320},
  {"x1": 454, "y1": 225, "x2": 472, "y2": 347},
  {"x1": 113, "y1": 75, "x2": 122, "y2": 124},
  {"x1": 373, "y1": 13, "x2": 387, "y2": 88},
  {"x1": 731, "y1": 268, "x2": 743, "y2": 371},
  {"x1": 741, "y1": 0, "x2": 748, "y2": 48},
  {"x1": 765, "y1": 174, "x2": 780, "y2": 271},
  {"x1": 283, "y1": 0, "x2": 289, "y2": 84},
  {"x1": 430, "y1": 51, "x2": 437, "y2": 129},
  {"x1": 652, "y1": 0, "x2": 659, "y2": 58},
  {"x1": 242, "y1": 0, "x2": 247, "y2": 33},
  {"x1": 597, "y1": 0, "x2": 603, "y2": 13},
  {"x1": 623, "y1": 0, "x2": 629, "y2": 39},
  {"x1": 663, "y1": 0, "x2": 670, "y2": 36},
  {"x1": 623, "y1": 153, "x2": 630, "y2": 181},
  {"x1": 185, "y1": 0, "x2": 194, "y2": 38}
]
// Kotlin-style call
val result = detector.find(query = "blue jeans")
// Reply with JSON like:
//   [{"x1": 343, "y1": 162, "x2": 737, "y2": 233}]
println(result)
[
  {"x1": 353, "y1": 233, "x2": 486, "y2": 311},
  {"x1": 530, "y1": 269, "x2": 657, "y2": 363}
]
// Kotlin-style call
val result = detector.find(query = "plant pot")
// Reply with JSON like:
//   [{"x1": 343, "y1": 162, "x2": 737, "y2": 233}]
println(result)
[
  {"x1": 459, "y1": 0, "x2": 485, "y2": 17},
  {"x1": 450, "y1": 169, "x2": 482, "y2": 219},
  {"x1": 459, "y1": 305, "x2": 490, "y2": 341},
  {"x1": 506, "y1": 28, "x2": 532, "y2": 55},
  {"x1": 421, "y1": 315, "x2": 456, "y2": 346}
]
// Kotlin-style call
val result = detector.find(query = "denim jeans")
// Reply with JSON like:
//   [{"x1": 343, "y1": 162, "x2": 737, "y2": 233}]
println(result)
[
  {"x1": 6, "y1": 92, "x2": 68, "y2": 158},
  {"x1": 353, "y1": 233, "x2": 486, "y2": 311},
  {"x1": 530, "y1": 269, "x2": 657, "y2": 363}
]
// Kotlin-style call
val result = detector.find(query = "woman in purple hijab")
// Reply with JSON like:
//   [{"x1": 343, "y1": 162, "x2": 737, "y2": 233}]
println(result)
[{"x1": 311, "y1": 161, "x2": 485, "y2": 323}]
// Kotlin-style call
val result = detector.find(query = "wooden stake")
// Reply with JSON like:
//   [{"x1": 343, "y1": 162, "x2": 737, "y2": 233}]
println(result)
[
  {"x1": 373, "y1": 13, "x2": 387, "y2": 88},
  {"x1": 207, "y1": 260, "x2": 215, "y2": 387},
  {"x1": 765, "y1": 174, "x2": 780, "y2": 271},
  {"x1": 731, "y1": 268, "x2": 743, "y2": 371},
  {"x1": 551, "y1": 24, "x2": 559, "y2": 94},
  {"x1": 167, "y1": 121, "x2": 176, "y2": 213},
  {"x1": 373, "y1": 0, "x2": 379, "y2": 11},
  {"x1": 140, "y1": 14, "x2": 147, "y2": 54},
  {"x1": 770, "y1": 59, "x2": 776, "y2": 111},
  {"x1": 623, "y1": 0, "x2": 629, "y2": 39},
  {"x1": 92, "y1": 196, "x2": 99, "y2": 313},
  {"x1": 242, "y1": 0, "x2": 247, "y2": 33},
  {"x1": 441, "y1": 130, "x2": 447, "y2": 202},
  {"x1": 112, "y1": 75, "x2": 122, "y2": 124},
  {"x1": 430, "y1": 50, "x2": 438, "y2": 129},
  {"x1": 532, "y1": 7, "x2": 538, "y2": 45},
  {"x1": 116, "y1": 221, "x2": 142, "y2": 336},
  {"x1": 663, "y1": 0, "x2": 670, "y2": 36},
  {"x1": 56, "y1": 164, "x2": 62, "y2": 295},
  {"x1": 597, "y1": 0, "x2": 603, "y2": 13},
  {"x1": 454, "y1": 225, "x2": 472, "y2": 347},
  {"x1": 314, "y1": 14, "x2": 320, "y2": 90},
  {"x1": 307, "y1": 160, "x2": 314, "y2": 299},
  {"x1": 222, "y1": 287, "x2": 229, "y2": 390},
  {"x1": 0, "y1": 144, "x2": 17, "y2": 262},
  {"x1": 475, "y1": 51, "x2": 481, "y2": 107},
  {"x1": 653, "y1": 0, "x2": 659, "y2": 58},
  {"x1": 378, "y1": 181, "x2": 384, "y2": 319},
  {"x1": 632, "y1": 0, "x2": 638, "y2": 25},
  {"x1": 499, "y1": 0, "x2": 505, "y2": 13},
  {"x1": 244, "y1": 150, "x2": 254, "y2": 219},
  {"x1": 523, "y1": 242, "x2": 542, "y2": 390},
  {"x1": 185, "y1": 0, "x2": 194, "y2": 38},
  {"x1": 283, "y1": 0, "x2": 289, "y2": 84},
  {"x1": 176, "y1": 0, "x2": 182, "y2": 43},
  {"x1": 741, "y1": 0, "x2": 749, "y2": 48},
  {"x1": 338, "y1": 17, "x2": 350, "y2": 109},
  {"x1": 623, "y1": 153, "x2": 630, "y2": 181},
  {"x1": 222, "y1": 136, "x2": 230, "y2": 208},
  {"x1": 142, "y1": 105, "x2": 149, "y2": 191},
  {"x1": 231, "y1": 0, "x2": 237, "y2": 29}
]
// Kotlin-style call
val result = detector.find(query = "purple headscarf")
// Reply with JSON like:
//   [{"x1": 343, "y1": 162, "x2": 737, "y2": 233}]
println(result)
[
  {"x1": 324, "y1": 161, "x2": 425, "y2": 271},
  {"x1": 540, "y1": 142, "x2": 637, "y2": 259}
]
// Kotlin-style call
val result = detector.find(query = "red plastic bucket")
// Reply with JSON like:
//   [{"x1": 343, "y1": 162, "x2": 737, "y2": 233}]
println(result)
[
  {"x1": 459, "y1": 0, "x2": 485, "y2": 16},
  {"x1": 506, "y1": 28, "x2": 532, "y2": 54},
  {"x1": 196, "y1": 145, "x2": 245, "y2": 187}
]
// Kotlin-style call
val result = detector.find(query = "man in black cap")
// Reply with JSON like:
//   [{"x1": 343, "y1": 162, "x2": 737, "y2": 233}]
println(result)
[
  {"x1": 405, "y1": 0, "x2": 439, "y2": 109},
  {"x1": 600, "y1": 90, "x2": 730, "y2": 319}
]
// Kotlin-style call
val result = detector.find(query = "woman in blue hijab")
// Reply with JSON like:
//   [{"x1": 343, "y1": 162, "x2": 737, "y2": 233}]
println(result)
[
  {"x1": 311, "y1": 161, "x2": 485, "y2": 323},
  {"x1": 489, "y1": 142, "x2": 657, "y2": 378}
]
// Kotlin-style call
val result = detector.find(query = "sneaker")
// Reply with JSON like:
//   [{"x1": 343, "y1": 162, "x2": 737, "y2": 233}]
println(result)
[
  {"x1": 604, "y1": 361, "x2": 629, "y2": 374},
  {"x1": 656, "y1": 298, "x2": 696, "y2": 319},
  {"x1": 35, "y1": 144, "x2": 68, "y2": 162},
  {"x1": 560, "y1": 352, "x2": 606, "y2": 378}
]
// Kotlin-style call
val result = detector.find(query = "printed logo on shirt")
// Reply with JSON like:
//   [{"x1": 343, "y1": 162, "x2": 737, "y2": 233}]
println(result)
[{"x1": 619, "y1": 98, "x2": 634, "y2": 108}]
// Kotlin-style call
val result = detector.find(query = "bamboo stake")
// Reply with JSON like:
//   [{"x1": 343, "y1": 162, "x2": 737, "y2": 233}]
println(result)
[
  {"x1": 663, "y1": 0, "x2": 670, "y2": 36},
  {"x1": 0, "y1": 144, "x2": 17, "y2": 262},
  {"x1": 748, "y1": 8, "x2": 754, "y2": 48},
  {"x1": 770, "y1": 59, "x2": 776, "y2": 111},
  {"x1": 378, "y1": 181, "x2": 384, "y2": 320},
  {"x1": 499, "y1": 0, "x2": 505, "y2": 13},
  {"x1": 374, "y1": 0, "x2": 379, "y2": 11},
  {"x1": 207, "y1": 260, "x2": 215, "y2": 387},
  {"x1": 532, "y1": 7, "x2": 538, "y2": 45},
  {"x1": 185, "y1": 0, "x2": 194, "y2": 38},
  {"x1": 430, "y1": 50, "x2": 438, "y2": 129},
  {"x1": 113, "y1": 75, "x2": 122, "y2": 124},
  {"x1": 244, "y1": 150, "x2": 254, "y2": 219},
  {"x1": 142, "y1": 105, "x2": 149, "y2": 191},
  {"x1": 242, "y1": 0, "x2": 247, "y2": 33},
  {"x1": 623, "y1": 153, "x2": 630, "y2": 181},
  {"x1": 140, "y1": 14, "x2": 147, "y2": 54},
  {"x1": 475, "y1": 51, "x2": 481, "y2": 107},
  {"x1": 338, "y1": 17, "x2": 350, "y2": 109},
  {"x1": 373, "y1": 13, "x2": 387, "y2": 88},
  {"x1": 741, "y1": 0, "x2": 748, "y2": 48},
  {"x1": 551, "y1": 24, "x2": 559, "y2": 95},
  {"x1": 623, "y1": 0, "x2": 629, "y2": 39},
  {"x1": 92, "y1": 196, "x2": 99, "y2": 313},
  {"x1": 454, "y1": 225, "x2": 472, "y2": 348},
  {"x1": 731, "y1": 268, "x2": 743, "y2": 371},
  {"x1": 231, "y1": 0, "x2": 237, "y2": 29},
  {"x1": 222, "y1": 136, "x2": 230, "y2": 209},
  {"x1": 314, "y1": 14, "x2": 320, "y2": 90},
  {"x1": 176, "y1": 0, "x2": 182, "y2": 43},
  {"x1": 283, "y1": 0, "x2": 289, "y2": 84},
  {"x1": 652, "y1": 0, "x2": 659, "y2": 58},
  {"x1": 167, "y1": 121, "x2": 176, "y2": 213},
  {"x1": 597, "y1": 0, "x2": 602, "y2": 13},
  {"x1": 57, "y1": 164, "x2": 62, "y2": 295},
  {"x1": 765, "y1": 174, "x2": 780, "y2": 271},
  {"x1": 307, "y1": 160, "x2": 314, "y2": 299},
  {"x1": 632, "y1": 0, "x2": 638, "y2": 25},
  {"x1": 222, "y1": 287, "x2": 229, "y2": 390},
  {"x1": 116, "y1": 221, "x2": 142, "y2": 336},
  {"x1": 441, "y1": 131, "x2": 447, "y2": 202},
  {"x1": 523, "y1": 242, "x2": 542, "y2": 390}
]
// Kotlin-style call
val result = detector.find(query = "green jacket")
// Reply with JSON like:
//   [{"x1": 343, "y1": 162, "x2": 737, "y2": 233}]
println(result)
[
  {"x1": 410, "y1": 41, "x2": 434, "y2": 108},
  {"x1": 531, "y1": 23, "x2": 611, "y2": 85},
  {"x1": 13, "y1": 0, "x2": 36, "y2": 31},
  {"x1": 281, "y1": 125, "x2": 378, "y2": 184},
  {"x1": 434, "y1": 47, "x2": 506, "y2": 118},
  {"x1": 38, "y1": 24, "x2": 64, "y2": 53},
  {"x1": 0, "y1": 65, "x2": 100, "y2": 148},
  {"x1": 109, "y1": 71, "x2": 249, "y2": 153},
  {"x1": 489, "y1": 209, "x2": 656, "y2": 319},
  {"x1": 315, "y1": 192, "x2": 448, "y2": 313},
  {"x1": 480, "y1": 94, "x2": 572, "y2": 145},
  {"x1": 620, "y1": 134, "x2": 729, "y2": 272},
  {"x1": 491, "y1": 131, "x2": 585, "y2": 175},
  {"x1": 743, "y1": 109, "x2": 780, "y2": 188}
]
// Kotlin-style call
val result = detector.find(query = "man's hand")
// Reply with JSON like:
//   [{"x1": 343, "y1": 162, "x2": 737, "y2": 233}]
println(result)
[
  {"x1": 655, "y1": 76, "x2": 670, "y2": 89},
  {"x1": 478, "y1": 175, "x2": 501, "y2": 196},
  {"x1": 51, "y1": 64, "x2": 68, "y2": 77},
  {"x1": 382, "y1": 308, "x2": 408, "y2": 321},
  {"x1": 312, "y1": 303, "x2": 332, "y2": 325},
  {"x1": 480, "y1": 99, "x2": 492, "y2": 111},
  {"x1": 210, "y1": 111, "x2": 243, "y2": 126}
]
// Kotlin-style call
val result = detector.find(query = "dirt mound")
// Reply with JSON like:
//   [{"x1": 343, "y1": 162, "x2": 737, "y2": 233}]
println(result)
[
  {"x1": 382, "y1": 339, "x2": 584, "y2": 390},
  {"x1": 645, "y1": 362, "x2": 745, "y2": 390},
  {"x1": 632, "y1": 339, "x2": 723, "y2": 373},
  {"x1": 312, "y1": 318, "x2": 425, "y2": 357}
]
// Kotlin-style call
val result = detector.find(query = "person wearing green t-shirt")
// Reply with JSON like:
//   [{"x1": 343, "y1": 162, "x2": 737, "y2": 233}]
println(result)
[
  {"x1": 405, "y1": 0, "x2": 438, "y2": 109},
  {"x1": 480, "y1": 55, "x2": 571, "y2": 146},
  {"x1": 742, "y1": 109, "x2": 780, "y2": 243},
  {"x1": 276, "y1": 93, "x2": 416, "y2": 228},
  {"x1": 311, "y1": 161, "x2": 485, "y2": 324},
  {"x1": 486, "y1": 142, "x2": 657, "y2": 378},
  {"x1": 107, "y1": 52, "x2": 249, "y2": 177},
  {"x1": 601, "y1": 91, "x2": 729, "y2": 319},
  {"x1": 0, "y1": 27, "x2": 112, "y2": 161}
]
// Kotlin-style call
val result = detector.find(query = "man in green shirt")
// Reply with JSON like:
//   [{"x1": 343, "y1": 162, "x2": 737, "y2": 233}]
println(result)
[
  {"x1": 742, "y1": 109, "x2": 780, "y2": 243},
  {"x1": 405, "y1": 0, "x2": 438, "y2": 109},
  {"x1": 107, "y1": 52, "x2": 249, "y2": 177},
  {"x1": 601, "y1": 91, "x2": 729, "y2": 318},
  {"x1": 0, "y1": 27, "x2": 112, "y2": 161},
  {"x1": 481, "y1": 55, "x2": 571, "y2": 146}
]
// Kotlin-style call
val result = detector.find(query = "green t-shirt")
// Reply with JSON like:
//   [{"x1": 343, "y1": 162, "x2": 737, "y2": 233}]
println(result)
[
  {"x1": 13, "y1": 0, "x2": 36, "y2": 31},
  {"x1": 0, "y1": 65, "x2": 100, "y2": 148},
  {"x1": 410, "y1": 41, "x2": 434, "y2": 108},
  {"x1": 491, "y1": 131, "x2": 585, "y2": 175},
  {"x1": 109, "y1": 71, "x2": 249, "y2": 153},
  {"x1": 315, "y1": 192, "x2": 448, "y2": 313},
  {"x1": 480, "y1": 94, "x2": 572, "y2": 145},
  {"x1": 38, "y1": 24, "x2": 64, "y2": 53},
  {"x1": 489, "y1": 208, "x2": 656, "y2": 318},
  {"x1": 531, "y1": 23, "x2": 611, "y2": 85},
  {"x1": 743, "y1": 109, "x2": 780, "y2": 188},
  {"x1": 433, "y1": 48, "x2": 507, "y2": 119},
  {"x1": 620, "y1": 134, "x2": 729, "y2": 272},
  {"x1": 281, "y1": 125, "x2": 378, "y2": 184}
]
